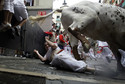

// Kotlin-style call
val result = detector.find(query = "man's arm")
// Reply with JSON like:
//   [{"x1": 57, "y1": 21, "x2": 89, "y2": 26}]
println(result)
[
  {"x1": 45, "y1": 36, "x2": 57, "y2": 49},
  {"x1": 34, "y1": 49, "x2": 47, "y2": 62}
]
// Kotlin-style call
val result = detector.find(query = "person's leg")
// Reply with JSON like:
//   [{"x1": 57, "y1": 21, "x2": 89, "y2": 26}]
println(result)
[
  {"x1": 0, "y1": 10, "x2": 12, "y2": 31},
  {"x1": 14, "y1": 5, "x2": 28, "y2": 27},
  {"x1": 0, "y1": 0, "x2": 14, "y2": 31},
  {"x1": 2, "y1": 0, "x2": 10, "y2": 24},
  {"x1": 7, "y1": 0, "x2": 14, "y2": 27},
  {"x1": 3, "y1": 10, "x2": 9, "y2": 24},
  {"x1": 18, "y1": 19, "x2": 27, "y2": 27},
  {"x1": 3, "y1": 11, "x2": 13, "y2": 29},
  {"x1": 14, "y1": 5, "x2": 28, "y2": 36},
  {"x1": 3, "y1": 0, "x2": 11, "y2": 25},
  {"x1": 8, "y1": 12, "x2": 13, "y2": 25},
  {"x1": 15, "y1": 19, "x2": 27, "y2": 36}
]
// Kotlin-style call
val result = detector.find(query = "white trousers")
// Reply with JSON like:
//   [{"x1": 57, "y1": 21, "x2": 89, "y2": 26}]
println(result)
[
  {"x1": 51, "y1": 51, "x2": 87, "y2": 72},
  {"x1": 14, "y1": 6, "x2": 28, "y2": 21},
  {"x1": 3, "y1": 0, "x2": 14, "y2": 13}
]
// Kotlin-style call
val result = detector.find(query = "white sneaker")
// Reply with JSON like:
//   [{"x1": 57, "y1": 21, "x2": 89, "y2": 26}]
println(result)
[{"x1": 0, "y1": 23, "x2": 11, "y2": 32}]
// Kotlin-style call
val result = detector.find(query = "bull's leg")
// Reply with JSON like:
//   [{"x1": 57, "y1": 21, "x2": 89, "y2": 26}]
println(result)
[
  {"x1": 108, "y1": 42, "x2": 125, "y2": 72},
  {"x1": 117, "y1": 52, "x2": 125, "y2": 72},
  {"x1": 72, "y1": 45, "x2": 81, "y2": 60},
  {"x1": 68, "y1": 28, "x2": 90, "y2": 53},
  {"x1": 114, "y1": 51, "x2": 125, "y2": 72}
]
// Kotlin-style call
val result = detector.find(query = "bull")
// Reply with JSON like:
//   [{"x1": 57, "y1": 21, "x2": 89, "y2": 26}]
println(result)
[{"x1": 29, "y1": 1, "x2": 125, "y2": 72}]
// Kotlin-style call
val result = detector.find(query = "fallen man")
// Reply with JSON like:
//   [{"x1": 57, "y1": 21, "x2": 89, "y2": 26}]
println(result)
[{"x1": 34, "y1": 36, "x2": 95, "y2": 74}]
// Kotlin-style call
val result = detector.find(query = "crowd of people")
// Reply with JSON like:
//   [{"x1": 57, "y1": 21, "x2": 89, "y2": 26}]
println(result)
[{"x1": 0, "y1": 0, "x2": 28, "y2": 37}]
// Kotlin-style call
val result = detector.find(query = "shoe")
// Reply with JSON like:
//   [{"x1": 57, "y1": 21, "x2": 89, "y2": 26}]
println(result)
[
  {"x1": 15, "y1": 25, "x2": 21, "y2": 36},
  {"x1": 0, "y1": 23, "x2": 11, "y2": 32},
  {"x1": 7, "y1": 23, "x2": 12, "y2": 27}
]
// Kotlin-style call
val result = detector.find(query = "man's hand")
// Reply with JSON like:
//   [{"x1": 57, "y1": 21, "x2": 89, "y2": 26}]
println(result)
[
  {"x1": 34, "y1": 49, "x2": 38, "y2": 53},
  {"x1": 45, "y1": 36, "x2": 49, "y2": 40}
]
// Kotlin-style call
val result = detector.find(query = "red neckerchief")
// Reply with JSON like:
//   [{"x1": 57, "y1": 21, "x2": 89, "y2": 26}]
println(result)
[{"x1": 97, "y1": 46, "x2": 108, "y2": 53}]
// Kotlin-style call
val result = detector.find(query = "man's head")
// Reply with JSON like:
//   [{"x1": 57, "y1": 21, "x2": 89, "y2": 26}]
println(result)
[
  {"x1": 44, "y1": 42, "x2": 49, "y2": 50},
  {"x1": 62, "y1": 30, "x2": 67, "y2": 35},
  {"x1": 24, "y1": 0, "x2": 27, "y2": 5}
]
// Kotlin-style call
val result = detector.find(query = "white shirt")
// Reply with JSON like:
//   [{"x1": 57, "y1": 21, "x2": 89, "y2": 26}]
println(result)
[{"x1": 98, "y1": 41, "x2": 108, "y2": 47}]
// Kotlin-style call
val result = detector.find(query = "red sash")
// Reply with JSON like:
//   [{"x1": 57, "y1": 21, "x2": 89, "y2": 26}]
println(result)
[{"x1": 57, "y1": 49, "x2": 64, "y2": 54}]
